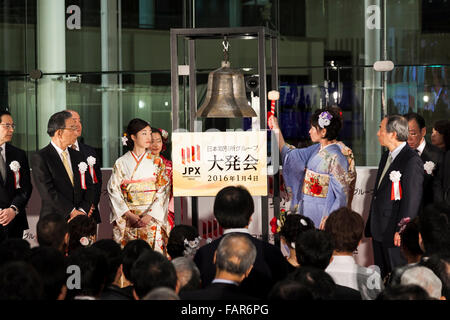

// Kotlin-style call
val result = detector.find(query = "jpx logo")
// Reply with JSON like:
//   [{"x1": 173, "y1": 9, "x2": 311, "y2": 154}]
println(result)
[{"x1": 181, "y1": 145, "x2": 201, "y2": 178}]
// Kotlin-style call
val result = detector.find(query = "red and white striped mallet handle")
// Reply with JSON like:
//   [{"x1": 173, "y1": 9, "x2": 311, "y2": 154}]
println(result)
[
  {"x1": 268, "y1": 90, "x2": 280, "y2": 116},
  {"x1": 267, "y1": 90, "x2": 280, "y2": 128}
]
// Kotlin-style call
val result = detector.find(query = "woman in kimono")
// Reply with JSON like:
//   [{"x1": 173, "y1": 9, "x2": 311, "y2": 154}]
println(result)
[
  {"x1": 150, "y1": 127, "x2": 175, "y2": 231},
  {"x1": 269, "y1": 108, "x2": 351, "y2": 227},
  {"x1": 107, "y1": 118, "x2": 171, "y2": 254}
]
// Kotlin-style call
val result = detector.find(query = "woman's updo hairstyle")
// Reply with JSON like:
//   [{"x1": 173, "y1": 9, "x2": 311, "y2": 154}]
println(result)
[
  {"x1": 125, "y1": 118, "x2": 150, "y2": 149},
  {"x1": 310, "y1": 108, "x2": 342, "y2": 141}
]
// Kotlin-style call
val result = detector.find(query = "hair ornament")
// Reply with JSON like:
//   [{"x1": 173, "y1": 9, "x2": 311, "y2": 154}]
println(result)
[
  {"x1": 183, "y1": 236, "x2": 202, "y2": 257},
  {"x1": 121, "y1": 133, "x2": 128, "y2": 146},
  {"x1": 318, "y1": 111, "x2": 333, "y2": 128},
  {"x1": 300, "y1": 218, "x2": 307, "y2": 227},
  {"x1": 79, "y1": 236, "x2": 94, "y2": 247},
  {"x1": 160, "y1": 129, "x2": 169, "y2": 140},
  {"x1": 398, "y1": 217, "x2": 411, "y2": 235}
]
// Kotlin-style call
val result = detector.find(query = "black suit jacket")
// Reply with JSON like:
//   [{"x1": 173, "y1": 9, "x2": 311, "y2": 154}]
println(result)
[
  {"x1": 0, "y1": 143, "x2": 32, "y2": 238},
  {"x1": 433, "y1": 150, "x2": 450, "y2": 212},
  {"x1": 78, "y1": 141, "x2": 102, "y2": 223},
  {"x1": 420, "y1": 142, "x2": 444, "y2": 209},
  {"x1": 180, "y1": 282, "x2": 258, "y2": 300},
  {"x1": 194, "y1": 232, "x2": 289, "y2": 299},
  {"x1": 365, "y1": 144, "x2": 424, "y2": 246},
  {"x1": 31, "y1": 143, "x2": 94, "y2": 221}
]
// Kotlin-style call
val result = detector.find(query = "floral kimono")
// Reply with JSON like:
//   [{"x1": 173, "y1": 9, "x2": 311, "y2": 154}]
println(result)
[
  {"x1": 281, "y1": 143, "x2": 350, "y2": 227},
  {"x1": 107, "y1": 151, "x2": 171, "y2": 254}
]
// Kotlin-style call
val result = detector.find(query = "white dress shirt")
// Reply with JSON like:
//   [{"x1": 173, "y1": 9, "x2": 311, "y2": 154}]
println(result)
[
  {"x1": 325, "y1": 255, "x2": 384, "y2": 300},
  {"x1": 416, "y1": 139, "x2": 426, "y2": 156}
]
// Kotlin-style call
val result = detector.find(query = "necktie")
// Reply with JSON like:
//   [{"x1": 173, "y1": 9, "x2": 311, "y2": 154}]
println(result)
[
  {"x1": 378, "y1": 154, "x2": 393, "y2": 188},
  {"x1": 0, "y1": 147, "x2": 6, "y2": 183},
  {"x1": 70, "y1": 144, "x2": 77, "y2": 151},
  {"x1": 61, "y1": 150, "x2": 74, "y2": 186}
]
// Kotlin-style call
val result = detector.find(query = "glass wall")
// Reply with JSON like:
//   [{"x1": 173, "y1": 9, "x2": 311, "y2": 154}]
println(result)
[{"x1": 0, "y1": 0, "x2": 449, "y2": 167}]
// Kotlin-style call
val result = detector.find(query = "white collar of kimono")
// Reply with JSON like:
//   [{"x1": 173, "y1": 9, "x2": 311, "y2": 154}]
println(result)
[{"x1": 131, "y1": 150, "x2": 146, "y2": 162}]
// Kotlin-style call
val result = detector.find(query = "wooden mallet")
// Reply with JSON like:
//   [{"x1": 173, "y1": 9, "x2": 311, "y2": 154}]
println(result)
[{"x1": 268, "y1": 90, "x2": 280, "y2": 127}]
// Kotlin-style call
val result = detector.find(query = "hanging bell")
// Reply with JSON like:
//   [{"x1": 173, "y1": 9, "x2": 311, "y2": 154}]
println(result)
[{"x1": 196, "y1": 62, "x2": 256, "y2": 118}]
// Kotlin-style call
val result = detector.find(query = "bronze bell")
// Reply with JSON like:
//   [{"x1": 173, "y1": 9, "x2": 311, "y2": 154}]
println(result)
[{"x1": 196, "y1": 61, "x2": 257, "y2": 118}]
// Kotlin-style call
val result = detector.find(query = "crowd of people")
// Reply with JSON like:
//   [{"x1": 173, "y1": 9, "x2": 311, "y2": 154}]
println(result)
[{"x1": 0, "y1": 107, "x2": 449, "y2": 300}]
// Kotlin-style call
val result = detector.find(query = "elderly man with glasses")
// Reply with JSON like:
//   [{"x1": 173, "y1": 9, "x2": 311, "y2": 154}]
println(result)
[
  {"x1": 0, "y1": 110, "x2": 32, "y2": 242},
  {"x1": 31, "y1": 110, "x2": 94, "y2": 223}
]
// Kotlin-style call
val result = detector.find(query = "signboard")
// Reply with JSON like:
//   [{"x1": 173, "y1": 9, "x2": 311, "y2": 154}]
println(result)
[{"x1": 172, "y1": 131, "x2": 267, "y2": 196}]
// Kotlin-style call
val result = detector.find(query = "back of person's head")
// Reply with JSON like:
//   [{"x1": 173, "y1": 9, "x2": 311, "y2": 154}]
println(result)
[
  {"x1": 65, "y1": 247, "x2": 108, "y2": 299},
  {"x1": 215, "y1": 233, "x2": 257, "y2": 277},
  {"x1": 36, "y1": 213, "x2": 68, "y2": 251},
  {"x1": 122, "y1": 239, "x2": 151, "y2": 283},
  {"x1": 171, "y1": 257, "x2": 201, "y2": 292},
  {"x1": 288, "y1": 266, "x2": 336, "y2": 300},
  {"x1": 0, "y1": 238, "x2": 31, "y2": 267},
  {"x1": 400, "y1": 266, "x2": 443, "y2": 299},
  {"x1": 324, "y1": 207, "x2": 364, "y2": 253},
  {"x1": 420, "y1": 253, "x2": 450, "y2": 300},
  {"x1": 92, "y1": 239, "x2": 123, "y2": 287},
  {"x1": 167, "y1": 224, "x2": 200, "y2": 259},
  {"x1": 0, "y1": 261, "x2": 44, "y2": 300},
  {"x1": 30, "y1": 246, "x2": 66, "y2": 300},
  {"x1": 295, "y1": 229, "x2": 334, "y2": 270},
  {"x1": 377, "y1": 285, "x2": 431, "y2": 300},
  {"x1": 131, "y1": 250, "x2": 178, "y2": 299},
  {"x1": 268, "y1": 279, "x2": 313, "y2": 300},
  {"x1": 143, "y1": 287, "x2": 180, "y2": 300},
  {"x1": 213, "y1": 186, "x2": 254, "y2": 229},
  {"x1": 400, "y1": 217, "x2": 423, "y2": 259},
  {"x1": 418, "y1": 206, "x2": 450, "y2": 255},
  {"x1": 279, "y1": 214, "x2": 314, "y2": 247},
  {"x1": 67, "y1": 215, "x2": 97, "y2": 255}
]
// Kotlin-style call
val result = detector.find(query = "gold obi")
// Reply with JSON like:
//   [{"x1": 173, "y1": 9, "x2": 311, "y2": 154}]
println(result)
[
  {"x1": 121, "y1": 179, "x2": 157, "y2": 213},
  {"x1": 302, "y1": 169, "x2": 330, "y2": 198}
]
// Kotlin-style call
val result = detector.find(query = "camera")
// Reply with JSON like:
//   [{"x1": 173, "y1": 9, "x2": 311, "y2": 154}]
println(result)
[{"x1": 245, "y1": 75, "x2": 259, "y2": 93}]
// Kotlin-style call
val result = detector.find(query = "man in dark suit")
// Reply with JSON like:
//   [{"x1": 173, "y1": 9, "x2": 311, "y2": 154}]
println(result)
[
  {"x1": 365, "y1": 115, "x2": 424, "y2": 278},
  {"x1": 0, "y1": 111, "x2": 32, "y2": 241},
  {"x1": 31, "y1": 110, "x2": 94, "y2": 222},
  {"x1": 181, "y1": 233, "x2": 257, "y2": 300},
  {"x1": 404, "y1": 113, "x2": 443, "y2": 210},
  {"x1": 194, "y1": 186, "x2": 289, "y2": 299},
  {"x1": 67, "y1": 110, "x2": 102, "y2": 223},
  {"x1": 433, "y1": 149, "x2": 450, "y2": 213}
]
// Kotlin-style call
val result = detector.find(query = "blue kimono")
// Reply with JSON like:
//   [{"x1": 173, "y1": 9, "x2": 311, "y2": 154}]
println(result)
[{"x1": 281, "y1": 143, "x2": 350, "y2": 227}]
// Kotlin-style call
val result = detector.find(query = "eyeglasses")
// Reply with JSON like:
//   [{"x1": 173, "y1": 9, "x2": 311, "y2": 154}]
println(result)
[
  {"x1": 61, "y1": 126, "x2": 78, "y2": 131},
  {"x1": 0, "y1": 124, "x2": 16, "y2": 130}
]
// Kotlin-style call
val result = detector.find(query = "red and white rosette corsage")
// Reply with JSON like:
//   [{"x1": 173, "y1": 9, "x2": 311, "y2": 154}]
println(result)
[
  {"x1": 78, "y1": 161, "x2": 88, "y2": 190},
  {"x1": 9, "y1": 161, "x2": 21, "y2": 189},
  {"x1": 389, "y1": 170, "x2": 402, "y2": 201},
  {"x1": 87, "y1": 156, "x2": 98, "y2": 184}
]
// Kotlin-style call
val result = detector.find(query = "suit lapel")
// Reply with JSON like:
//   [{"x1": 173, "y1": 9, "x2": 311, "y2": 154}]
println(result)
[
  {"x1": 375, "y1": 152, "x2": 389, "y2": 191},
  {"x1": 377, "y1": 146, "x2": 409, "y2": 191},
  {"x1": 3, "y1": 143, "x2": 14, "y2": 186},
  {"x1": 48, "y1": 144, "x2": 74, "y2": 188}
]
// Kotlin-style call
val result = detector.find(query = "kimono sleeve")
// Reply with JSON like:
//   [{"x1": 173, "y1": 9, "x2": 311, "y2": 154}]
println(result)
[{"x1": 107, "y1": 160, "x2": 130, "y2": 223}]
